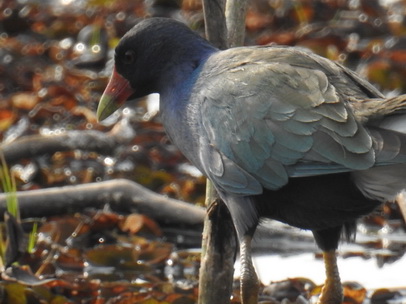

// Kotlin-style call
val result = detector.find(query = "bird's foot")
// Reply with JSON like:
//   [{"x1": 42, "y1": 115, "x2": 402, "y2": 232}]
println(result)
[
  {"x1": 317, "y1": 281, "x2": 343, "y2": 304},
  {"x1": 240, "y1": 235, "x2": 259, "y2": 304},
  {"x1": 240, "y1": 275, "x2": 259, "y2": 304},
  {"x1": 317, "y1": 250, "x2": 343, "y2": 304}
]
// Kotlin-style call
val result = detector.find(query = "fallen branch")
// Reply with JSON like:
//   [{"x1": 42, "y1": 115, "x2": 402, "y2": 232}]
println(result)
[
  {"x1": 1, "y1": 130, "x2": 118, "y2": 163},
  {"x1": 0, "y1": 118, "x2": 135, "y2": 163},
  {"x1": 0, "y1": 179, "x2": 205, "y2": 226}
]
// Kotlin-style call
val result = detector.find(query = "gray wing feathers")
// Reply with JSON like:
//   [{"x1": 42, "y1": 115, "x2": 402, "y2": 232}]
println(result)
[
  {"x1": 199, "y1": 59, "x2": 378, "y2": 194},
  {"x1": 197, "y1": 48, "x2": 406, "y2": 195},
  {"x1": 201, "y1": 143, "x2": 263, "y2": 194}
]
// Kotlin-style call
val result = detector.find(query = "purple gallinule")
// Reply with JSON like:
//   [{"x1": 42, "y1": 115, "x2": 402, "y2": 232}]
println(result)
[{"x1": 97, "y1": 17, "x2": 406, "y2": 304}]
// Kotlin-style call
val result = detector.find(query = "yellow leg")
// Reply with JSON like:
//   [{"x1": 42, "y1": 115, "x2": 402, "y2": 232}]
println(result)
[
  {"x1": 240, "y1": 235, "x2": 259, "y2": 304},
  {"x1": 318, "y1": 250, "x2": 343, "y2": 304}
]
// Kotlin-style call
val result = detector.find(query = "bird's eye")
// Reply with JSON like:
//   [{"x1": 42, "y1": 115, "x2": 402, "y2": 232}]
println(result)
[{"x1": 123, "y1": 50, "x2": 135, "y2": 64}]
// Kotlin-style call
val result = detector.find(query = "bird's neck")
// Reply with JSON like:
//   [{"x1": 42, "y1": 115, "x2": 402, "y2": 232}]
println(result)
[
  {"x1": 158, "y1": 46, "x2": 216, "y2": 94},
  {"x1": 158, "y1": 56, "x2": 213, "y2": 172},
  {"x1": 159, "y1": 47, "x2": 215, "y2": 108}
]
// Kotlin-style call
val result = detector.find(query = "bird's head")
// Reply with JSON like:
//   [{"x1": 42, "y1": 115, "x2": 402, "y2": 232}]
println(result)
[{"x1": 97, "y1": 17, "x2": 215, "y2": 121}]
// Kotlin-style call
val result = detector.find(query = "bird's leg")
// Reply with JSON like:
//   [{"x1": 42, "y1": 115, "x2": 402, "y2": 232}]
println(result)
[
  {"x1": 318, "y1": 250, "x2": 343, "y2": 304},
  {"x1": 239, "y1": 234, "x2": 259, "y2": 304}
]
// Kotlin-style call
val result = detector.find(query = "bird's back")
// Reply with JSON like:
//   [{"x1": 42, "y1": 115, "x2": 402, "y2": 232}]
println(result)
[{"x1": 183, "y1": 45, "x2": 406, "y2": 230}]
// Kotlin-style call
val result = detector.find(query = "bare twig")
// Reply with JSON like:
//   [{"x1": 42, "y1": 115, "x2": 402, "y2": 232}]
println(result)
[
  {"x1": 225, "y1": 0, "x2": 249, "y2": 47},
  {"x1": 1, "y1": 130, "x2": 127, "y2": 164},
  {"x1": 198, "y1": 182, "x2": 236, "y2": 304},
  {"x1": 202, "y1": 0, "x2": 228, "y2": 49},
  {"x1": 0, "y1": 116, "x2": 136, "y2": 164},
  {"x1": 0, "y1": 179, "x2": 205, "y2": 226},
  {"x1": 198, "y1": 1, "x2": 250, "y2": 303}
]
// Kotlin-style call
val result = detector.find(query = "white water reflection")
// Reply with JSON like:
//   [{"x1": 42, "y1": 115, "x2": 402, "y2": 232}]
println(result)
[{"x1": 235, "y1": 252, "x2": 406, "y2": 289}]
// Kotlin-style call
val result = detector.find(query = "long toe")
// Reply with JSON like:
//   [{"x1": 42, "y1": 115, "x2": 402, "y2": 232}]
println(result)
[{"x1": 318, "y1": 282, "x2": 343, "y2": 304}]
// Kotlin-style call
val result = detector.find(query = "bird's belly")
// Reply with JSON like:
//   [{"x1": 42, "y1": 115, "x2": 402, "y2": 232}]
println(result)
[{"x1": 255, "y1": 173, "x2": 381, "y2": 231}]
